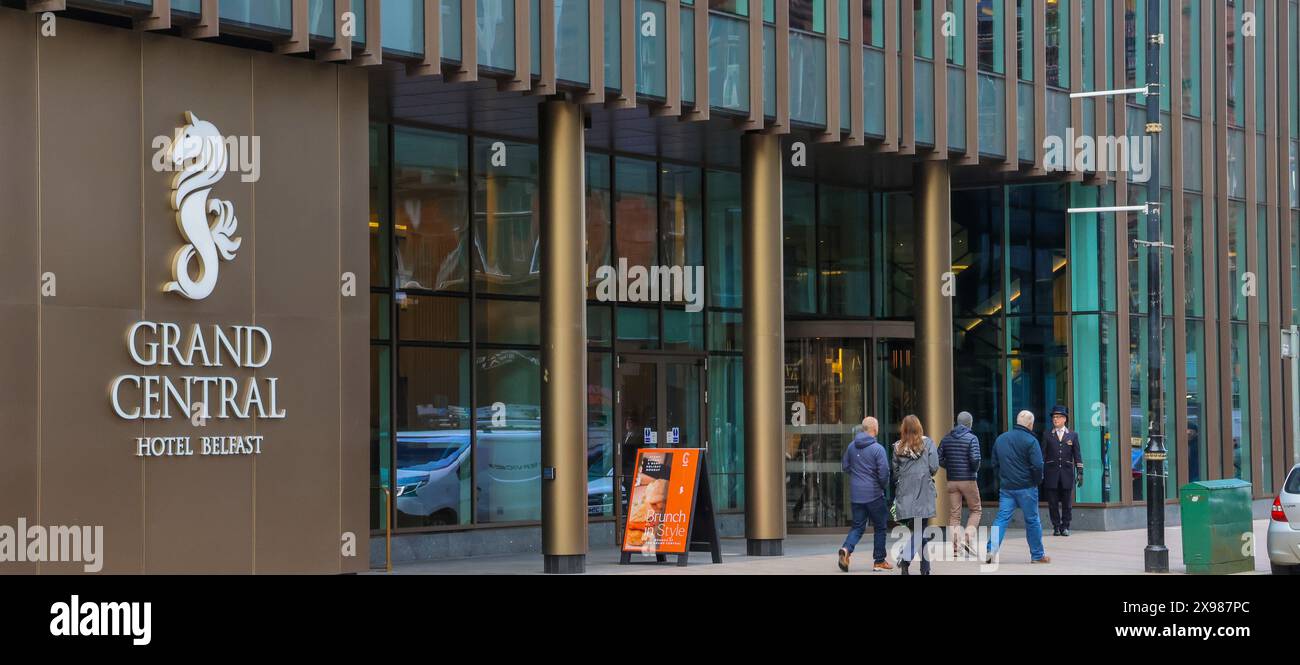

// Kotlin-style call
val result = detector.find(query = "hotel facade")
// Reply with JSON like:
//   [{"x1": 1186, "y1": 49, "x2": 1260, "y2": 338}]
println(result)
[{"x1": 0, "y1": 0, "x2": 1297, "y2": 573}]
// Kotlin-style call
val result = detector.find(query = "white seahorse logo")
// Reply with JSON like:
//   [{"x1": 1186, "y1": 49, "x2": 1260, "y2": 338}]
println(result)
[{"x1": 164, "y1": 111, "x2": 241, "y2": 300}]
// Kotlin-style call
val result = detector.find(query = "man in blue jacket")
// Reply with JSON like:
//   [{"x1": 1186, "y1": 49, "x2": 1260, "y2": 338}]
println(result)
[
  {"x1": 939, "y1": 411, "x2": 982, "y2": 556},
  {"x1": 986, "y1": 410, "x2": 1050, "y2": 564},
  {"x1": 838, "y1": 416, "x2": 893, "y2": 572}
]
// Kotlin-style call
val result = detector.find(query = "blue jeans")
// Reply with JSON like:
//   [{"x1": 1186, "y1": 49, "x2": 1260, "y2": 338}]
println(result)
[
  {"x1": 986, "y1": 487, "x2": 1046, "y2": 561},
  {"x1": 842, "y1": 497, "x2": 889, "y2": 563}
]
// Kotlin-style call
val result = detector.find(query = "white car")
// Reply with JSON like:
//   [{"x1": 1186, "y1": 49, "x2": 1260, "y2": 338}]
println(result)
[{"x1": 1268, "y1": 463, "x2": 1300, "y2": 575}]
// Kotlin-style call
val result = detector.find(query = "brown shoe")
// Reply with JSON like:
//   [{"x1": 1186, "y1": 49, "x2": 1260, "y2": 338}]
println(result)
[
  {"x1": 1031, "y1": 556, "x2": 1052, "y2": 564},
  {"x1": 872, "y1": 560, "x2": 894, "y2": 572},
  {"x1": 837, "y1": 548, "x2": 851, "y2": 572}
]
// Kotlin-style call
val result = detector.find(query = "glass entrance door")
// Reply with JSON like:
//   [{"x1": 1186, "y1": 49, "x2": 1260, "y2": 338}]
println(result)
[{"x1": 613, "y1": 354, "x2": 706, "y2": 543}]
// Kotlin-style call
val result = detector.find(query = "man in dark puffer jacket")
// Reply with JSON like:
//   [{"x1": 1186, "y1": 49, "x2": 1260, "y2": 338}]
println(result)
[{"x1": 938, "y1": 411, "x2": 982, "y2": 556}]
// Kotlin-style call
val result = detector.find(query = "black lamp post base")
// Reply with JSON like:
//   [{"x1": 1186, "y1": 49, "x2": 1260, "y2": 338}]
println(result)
[{"x1": 1144, "y1": 546, "x2": 1169, "y2": 573}]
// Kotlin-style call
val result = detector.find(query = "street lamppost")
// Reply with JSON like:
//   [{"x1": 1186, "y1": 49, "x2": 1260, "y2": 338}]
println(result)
[{"x1": 1067, "y1": 0, "x2": 1169, "y2": 573}]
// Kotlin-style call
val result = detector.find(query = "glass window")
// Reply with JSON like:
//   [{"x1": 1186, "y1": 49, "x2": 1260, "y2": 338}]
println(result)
[
  {"x1": 977, "y1": 0, "x2": 1004, "y2": 74},
  {"x1": 708, "y1": 356, "x2": 745, "y2": 512},
  {"x1": 309, "y1": 0, "x2": 335, "y2": 39},
  {"x1": 661, "y1": 164, "x2": 704, "y2": 305},
  {"x1": 1124, "y1": 0, "x2": 1143, "y2": 88},
  {"x1": 709, "y1": 0, "x2": 749, "y2": 15},
  {"x1": 474, "y1": 349, "x2": 542, "y2": 523},
  {"x1": 1046, "y1": 0, "x2": 1068, "y2": 87},
  {"x1": 709, "y1": 10, "x2": 751, "y2": 112},
  {"x1": 1185, "y1": 320, "x2": 1206, "y2": 483},
  {"x1": 1259, "y1": 327, "x2": 1273, "y2": 493},
  {"x1": 1230, "y1": 324, "x2": 1251, "y2": 482},
  {"x1": 394, "y1": 128, "x2": 469, "y2": 293},
  {"x1": 370, "y1": 124, "x2": 390, "y2": 289},
  {"x1": 555, "y1": 0, "x2": 591, "y2": 84},
  {"x1": 865, "y1": 0, "x2": 883, "y2": 47},
  {"x1": 1081, "y1": 0, "x2": 1094, "y2": 90},
  {"x1": 663, "y1": 308, "x2": 705, "y2": 350},
  {"x1": 1229, "y1": 202, "x2": 1247, "y2": 320},
  {"x1": 395, "y1": 347, "x2": 472, "y2": 528},
  {"x1": 818, "y1": 185, "x2": 870, "y2": 316},
  {"x1": 1007, "y1": 185, "x2": 1069, "y2": 315},
  {"x1": 1182, "y1": 0, "x2": 1200, "y2": 116},
  {"x1": 474, "y1": 139, "x2": 540, "y2": 296},
  {"x1": 399, "y1": 295, "x2": 470, "y2": 342},
  {"x1": 915, "y1": 0, "x2": 933, "y2": 59},
  {"x1": 946, "y1": 0, "x2": 965, "y2": 66},
  {"x1": 953, "y1": 188, "x2": 1005, "y2": 318},
  {"x1": 614, "y1": 157, "x2": 659, "y2": 268},
  {"x1": 371, "y1": 345, "x2": 392, "y2": 530},
  {"x1": 1260, "y1": 205, "x2": 1270, "y2": 322},
  {"x1": 709, "y1": 311, "x2": 744, "y2": 351},
  {"x1": 1071, "y1": 314, "x2": 1121, "y2": 502},
  {"x1": 790, "y1": 0, "x2": 826, "y2": 34},
  {"x1": 876, "y1": 193, "x2": 915, "y2": 318},
  {"x1": 381, "y1": 0, "x2": 424, "y2": 57},
  {"x1": 1069, "y1": 183, "x2": 1116, "y2": 312},
  {"x1": 637, "y1": 0, "x2": 668, "y2": 98},
  {"x1": 784, "y1": 180, "x2": 817, "y2": 315},
  {"x1": 587, "y1": 154, "x2": 612, "y2": 301},
  {"x1": 706, "y1": 171, "x2": 743, "y2": 308},
  {"x1": 790, "y1": 30, "x2": 829, "y2": 125},
  {"x1": 477, "y1": 0, "x2": 516, "y2": 71},
  {"x1": 219, "y1": 0, "x2": 292, "y2": 32},
  {"x1": 1184, "y1": 195, "x2": 1204, "y2": 317},
  {"x1": 1227, "y1": 0, "x2": 1244, "y2": 125},
  {"x1": 588, "y1": 352, "x2": 614, "y2": 516},
  {"x1": 617, "y1": 306, "x2": 660, "y2": 349},
  {"x1": 1016, "y1": 0, "x2": 1032, "y2": 81},
  {"x1": 605, "y1": 0, "x2": 623, "y2": 88},
  {"x1": 475, "y1": 299, "x2": 539, "y2": 345}
]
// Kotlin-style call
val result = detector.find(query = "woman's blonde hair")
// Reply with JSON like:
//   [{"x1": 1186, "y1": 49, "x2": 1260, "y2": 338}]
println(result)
[{"x1": 896, "y1": 415, "x2": 925, "y2": 457}]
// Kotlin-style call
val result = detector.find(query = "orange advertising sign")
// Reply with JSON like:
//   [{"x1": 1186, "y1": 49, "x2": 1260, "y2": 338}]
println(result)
[{"x1": 621, "y1": 448, "x2": 703, "y2": 555}]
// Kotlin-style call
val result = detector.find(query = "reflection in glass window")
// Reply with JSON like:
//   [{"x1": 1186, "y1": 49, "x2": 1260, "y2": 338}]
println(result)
[
  {"x1": 790, "y1": 0, "x2": 825, "y2": 33},
  {"x1": 475, "y1": 350, "x2": 542, "y2": 523},
  {"x1": 477, "y1": 0, "x2": 516, "y2": 71},
  {"x1": 1230, "y1": 324, "x2": 1251, "y2": 482},
  {"x1": 615, "y1": 158, "x2": 659, "y2": 268},
  {"x1": 1185, "y1": 320, "x2": 1206, "y2": 483},
  {"x1": 587, "y1": 154, "x2": 612, "y2": 301},
  {"x1": 588, "y1": 353, "x2": 614, "y2": 517},
  {"x1": 818, "y1": 186, "x2": 870, "y2": 316},
  {"x1": 1182, "y1": 0, "x2": 1200, "y2": 115},
  {"x1": 474, "y1": 139, "x2": 540, "y2": 296},
  {"x1": 395, "y1": 348, "x2": 472, "y2": 528},
  {"x1": 708, "y1": 356, "x2": 744, "y2": 511},
  {"x1": 371, "y1": 346, "x2": 391, "y2": 530},
  {"x1": 709, "y1": 0, "x2": 749, "y2": 16},
  {"x1": 707, "y1": 171, "x2": 743, "y2": 308},
  {"x1": 660, "y1": 165, "x2": 703, "y2": 273},
  {"x1": 864, "y1": 0, "x2": 883, "y2": 47},
  {"x1": 1015, "y1": 0, "x2": 1032, "y2": 81},
  {"x1": 952, "y1": 188, "x2": 1004, "y2": 320},
  {"x1": 915, "y1": 0, "x2": 933, "y2": 59},
  {"x1": 1045, "y1": 0, "x2": 1068, "y2": 87},
  {"x1": 370, "y1": 124, "x2": 390, "y2": 289},
  {"x1": 1007, "y1": 185, "x2": 1068, "y2": 315},
  {"x1": 977, "y1": 0, "x2": 1004, "y2": 74},
  {"x1": 784, "y1": 180, "x2": 817, "y2": 315},
  {"x1": 393, "y1": 128, "x2": 469, "y2": 292},
  {"x1": 946, "y1": 0, "x2": 965, "y2": 65}
]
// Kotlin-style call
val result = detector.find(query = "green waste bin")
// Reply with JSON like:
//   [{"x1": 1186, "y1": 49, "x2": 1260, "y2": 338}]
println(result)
[{"x1": 1179, "y1": 479, "x2": 1254, "y2": 574}]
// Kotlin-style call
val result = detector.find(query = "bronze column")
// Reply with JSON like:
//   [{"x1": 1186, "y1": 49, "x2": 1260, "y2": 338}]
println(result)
[
  {"x1": 914, "y1": 160, "x2": 953, "y2": 526},
  {"x1": 742, "y1": 132, "x2": 786, "y2": 556},
  {"x1": 539, "y1": 98, "x2": 588, "y2": 574}
]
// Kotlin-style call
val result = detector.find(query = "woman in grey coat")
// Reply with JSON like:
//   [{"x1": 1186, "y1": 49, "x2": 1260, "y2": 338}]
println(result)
[{"x1": 892, "y1": 414, "x2": 940, "y2": 575}]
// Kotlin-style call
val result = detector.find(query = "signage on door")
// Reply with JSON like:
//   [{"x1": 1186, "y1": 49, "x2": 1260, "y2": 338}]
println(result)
[
  {"x1": 643, "y1": 427, "x2": 657, "y2": 445},
  {"x1": 667, "y1": 427, "x2": 680, "y2": 444}
]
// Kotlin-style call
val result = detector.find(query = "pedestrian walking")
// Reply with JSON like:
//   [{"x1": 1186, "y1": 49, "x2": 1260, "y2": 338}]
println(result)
[
  {"x1": 939, "y1": 411, "x2": 982, "y2": 556},
  {"x1": 837, "y1": 417, "x2": 893, "y2": 572},
  {"x1": 1040, "y1": 405, "x2": 1083, "y2": 536},
  {"x1": 892, "y1": 415, "x2": 939, "y2": 575},
  {"x1": 986, "y1": 410, "x2": 1051, "y2": 564}
]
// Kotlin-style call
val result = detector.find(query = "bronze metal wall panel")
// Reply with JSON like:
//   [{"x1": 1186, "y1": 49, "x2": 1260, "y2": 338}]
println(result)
[
  {"x1": 0, "y1": 11, "x2": 39, "y2": 573},
  {"x1": 338, "y1": 66, "x2": 371, "y2": 574},
  {"x1": 139, "y1": 35, "x2": 257, "y2": 573},
  {"x1": 0, "y1": 11, "x2": 368, "y2": 574},
  {"x1": 251, "y1": 54, "x2": 344, "y2": 573}
]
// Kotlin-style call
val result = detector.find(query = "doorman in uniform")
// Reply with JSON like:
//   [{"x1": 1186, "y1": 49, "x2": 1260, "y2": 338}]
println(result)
[{"x1": 1041, "y1": 405, "x2": 1084, "y2": 536}]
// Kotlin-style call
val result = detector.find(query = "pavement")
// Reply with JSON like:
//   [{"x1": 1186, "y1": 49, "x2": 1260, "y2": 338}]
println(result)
[{"x1": 376, "y1": 519, "x2": 1274, "y2": 575}]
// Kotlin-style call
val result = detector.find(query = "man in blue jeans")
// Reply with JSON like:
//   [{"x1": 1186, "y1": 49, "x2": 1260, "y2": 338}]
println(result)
[
  {"x1": 838, "y1": 417, "x2": 893, "y2": 572},
  {"x1": 986, "y1": 410, "x2": 1051, "y2": 564}
]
